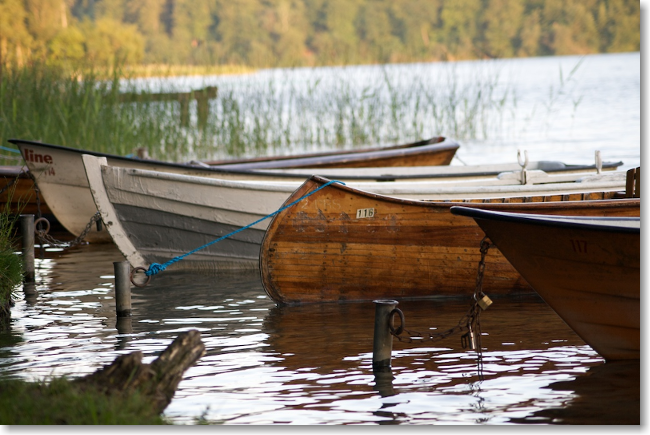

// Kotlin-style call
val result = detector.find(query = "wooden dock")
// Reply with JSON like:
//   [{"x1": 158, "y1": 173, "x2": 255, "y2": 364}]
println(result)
[{"x1": 119, "y1": 86, "x2": 218, "y2": 127}]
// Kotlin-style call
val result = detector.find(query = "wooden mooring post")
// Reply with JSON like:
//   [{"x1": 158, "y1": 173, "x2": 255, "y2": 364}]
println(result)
[{"x1": 118, "y1": 86, "x2": 218, "y2": 128}]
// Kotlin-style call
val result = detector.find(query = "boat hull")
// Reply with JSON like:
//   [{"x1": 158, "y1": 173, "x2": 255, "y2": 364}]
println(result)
[
  {"x1": 260, "y1": 176, "x2": 640, "y2": 305},
  {"x1": 449, "y1": 208, "x2": 640, "y2": 361}
]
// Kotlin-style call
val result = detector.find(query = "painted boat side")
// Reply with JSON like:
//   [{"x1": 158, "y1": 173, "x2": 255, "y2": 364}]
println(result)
[{"x1": 450, "y1": 207, "x2": 640, "y2": 361}]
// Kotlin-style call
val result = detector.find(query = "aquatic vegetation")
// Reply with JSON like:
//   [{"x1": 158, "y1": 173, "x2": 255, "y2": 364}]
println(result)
[
  {"x1": 0, "y1": 60, "x2": 521, "y2": 164},
  {"x1": 0, "y1": 190, "x2": 23, "y2": 321}
]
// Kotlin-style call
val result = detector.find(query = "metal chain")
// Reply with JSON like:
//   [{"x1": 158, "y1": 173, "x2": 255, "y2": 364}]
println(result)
[
  {"x1": 391, "y1": 238, "x2": 494, "y2": 354},
  {"x1": 0, "y1": 174, "x2": 19, "y2": 196},
  {"x1": 388, "y1": 238, "x2": 494, "y2": 380},
  {"x1": 35, "y1": 212, "x2": 102, "y2": 248},
  {"x1": 24, "y1": 171, "x2": 43, "y2": 220},
  {"x1": 23, "y1": 170, "x2": 103, "y2": 248}
]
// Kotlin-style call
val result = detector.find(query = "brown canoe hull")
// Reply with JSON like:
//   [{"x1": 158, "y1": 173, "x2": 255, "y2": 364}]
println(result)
[{"x1": 260, "y1": 176, "x2": 640, "y2": 305}]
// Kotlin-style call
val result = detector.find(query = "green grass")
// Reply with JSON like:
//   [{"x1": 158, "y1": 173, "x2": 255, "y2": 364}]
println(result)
[{"x1": 0, "y1": 377, "x2": 169, "y2": 425}]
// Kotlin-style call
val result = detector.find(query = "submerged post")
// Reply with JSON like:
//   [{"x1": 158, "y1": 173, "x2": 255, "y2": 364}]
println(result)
[
  {"x1": 114, "y1": 261, "x2": 132, "y2": 317},
  {"x1": 20, "y1": 214, "x2": 35, "y2": 284},
  {"x1": 373, "y1": 300, "x2": 398, "y2": 373}
]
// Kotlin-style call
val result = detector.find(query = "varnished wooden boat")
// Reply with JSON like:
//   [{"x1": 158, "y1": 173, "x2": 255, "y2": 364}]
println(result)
[
  {"x1": 9, "y1": 137, "x2": 619, "y2": 242},
  {"x1": 259, "y1": 176, "x2": 639, "y2": 305},
  {"x1": 449, "y1": 207, "x2": 640, "y2": 361},
  {"x1": 203, "y1": 136, "x2": 459, "y2": 169}
]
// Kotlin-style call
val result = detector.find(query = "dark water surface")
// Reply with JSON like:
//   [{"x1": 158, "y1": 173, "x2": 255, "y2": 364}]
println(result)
[{"x1": 0, "y1": 242, "x2": 639, "y2": 425}]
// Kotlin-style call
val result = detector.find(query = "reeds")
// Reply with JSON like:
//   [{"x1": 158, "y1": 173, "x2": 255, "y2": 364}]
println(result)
[
  {"x1": 0, "y1": 187, "x2": 23, "y2": 321},
  {"x1": 0, "y1": 60, "x2": 519, "y2": 164}
]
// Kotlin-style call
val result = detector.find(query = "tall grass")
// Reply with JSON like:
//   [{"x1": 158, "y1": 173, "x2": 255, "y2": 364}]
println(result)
[
  {"x1": 0, "y1": 60, "x2": 519, "y2": 164},
  {"x1": 0, "y1": 187, "x2": 23, "y2": 323},
  {"x1": 0, "y1": 63, "x2": 197, "y2": 164}
]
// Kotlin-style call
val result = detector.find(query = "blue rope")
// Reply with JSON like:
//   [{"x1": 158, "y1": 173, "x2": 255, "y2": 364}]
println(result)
[
  {"x1": 0, "y1": 146, "x2": 20, "y2": 154},
  {"x1": 145, "y1": 179, "x2": 346, "y2": 276}
]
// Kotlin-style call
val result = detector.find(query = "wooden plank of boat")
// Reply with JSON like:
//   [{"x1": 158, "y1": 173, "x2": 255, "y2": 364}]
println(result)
[
  {"x1": 259, "y1": 175, "x2": 639, "y2": 306},
  {"x1": 82, "y1": 154, "x2": 632, "y2": 276},
  {"x1": 449, "y1": 207, "x2": 640, "y2": 361},
  {"x1": 10, "y1": 138, "x2": 621, "y2": 242}
]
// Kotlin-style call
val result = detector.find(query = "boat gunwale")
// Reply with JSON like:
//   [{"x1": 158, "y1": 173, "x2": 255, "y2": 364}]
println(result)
[
  {"x1": 8, "y1": 138, "x2": 623, "y2": 181},
  {"x1": 301, "y1": 175, "x2": 635, "y2": 208},
  {"x1": 450, "y1": 206, "x2": 641, "y2": 234}
]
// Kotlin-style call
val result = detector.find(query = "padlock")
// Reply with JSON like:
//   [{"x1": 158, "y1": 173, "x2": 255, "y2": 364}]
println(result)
[{"x1": 477, "y1": 294, "x2": 492, "y2": 310}]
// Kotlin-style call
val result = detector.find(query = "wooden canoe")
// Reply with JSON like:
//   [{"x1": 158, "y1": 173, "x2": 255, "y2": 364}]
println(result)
[
  {"x1": 449, "y1": 207, "x2": 640, "y2": 361},
  {"x1": 8, "y1": 138, "x2": 620, "y2": 242},
  {"x1": 259, "y1": 175, "x2": 640, "y2": 306}
]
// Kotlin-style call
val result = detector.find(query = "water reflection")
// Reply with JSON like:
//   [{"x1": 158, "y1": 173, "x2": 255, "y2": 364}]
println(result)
[
  {"x1": 508, "y1": 360, "x2": 640, "y2": 425},
  {"x1": 0, "y1": 242, "x2": 639, "y2": 425}
]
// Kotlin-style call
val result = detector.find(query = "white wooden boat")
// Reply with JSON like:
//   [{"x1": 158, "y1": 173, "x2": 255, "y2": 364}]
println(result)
[
  {"x1": 82, "y1": 155, "x2": 629, "y2": 273},
  {"x1": 11, "y1": 138, "x2": 621, "y2": 242},
  {"x1": 450, "y1": 207, "x2": 640, "y2": 361}
]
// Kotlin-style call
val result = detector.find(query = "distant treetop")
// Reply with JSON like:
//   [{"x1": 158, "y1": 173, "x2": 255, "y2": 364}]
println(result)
[{"x1": 0, "y1": 0, "x2": 640, "y2": 69}]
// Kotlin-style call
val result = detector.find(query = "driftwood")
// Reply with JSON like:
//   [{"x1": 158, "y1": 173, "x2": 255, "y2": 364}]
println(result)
[{"x1": 74, "y1": 329, "x2": 205, "y2": 414}]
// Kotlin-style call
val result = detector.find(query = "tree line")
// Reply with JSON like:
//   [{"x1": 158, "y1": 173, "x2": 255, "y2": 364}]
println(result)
[{"x1": 0, "y1": 0, "x2": 640, "y2": 69}]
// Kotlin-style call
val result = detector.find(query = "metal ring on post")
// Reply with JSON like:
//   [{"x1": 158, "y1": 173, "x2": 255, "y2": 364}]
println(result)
[
  {"x1": 388, "y1": 308, "x2": 405, "y2": 336},
  {"x1": 130, "y1": 266, "x2": 151, "y2": 287},
  {"x1": 33, "y1": 217, "x2": 50, "y2": 235}
]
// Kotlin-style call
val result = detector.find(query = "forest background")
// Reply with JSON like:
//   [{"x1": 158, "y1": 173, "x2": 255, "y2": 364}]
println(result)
[{"x1": 0, "y1": 0, "x2": 640, "y2": 71}]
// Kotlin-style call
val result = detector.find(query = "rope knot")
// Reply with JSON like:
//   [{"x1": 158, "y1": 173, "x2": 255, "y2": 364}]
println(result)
[{"x1": 146, "y1": 263, "x2": 166, "y2": 276}]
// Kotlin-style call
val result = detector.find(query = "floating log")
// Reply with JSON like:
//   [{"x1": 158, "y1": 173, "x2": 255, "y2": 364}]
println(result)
[{"x1": 74, "y1": 329, "x2": 205, "y2": 414}]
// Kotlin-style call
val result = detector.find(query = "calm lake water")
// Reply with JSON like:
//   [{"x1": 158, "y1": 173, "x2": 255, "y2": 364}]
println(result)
[{"x1": 0, "y1": 52, "x2": 641, "y2": 425}]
